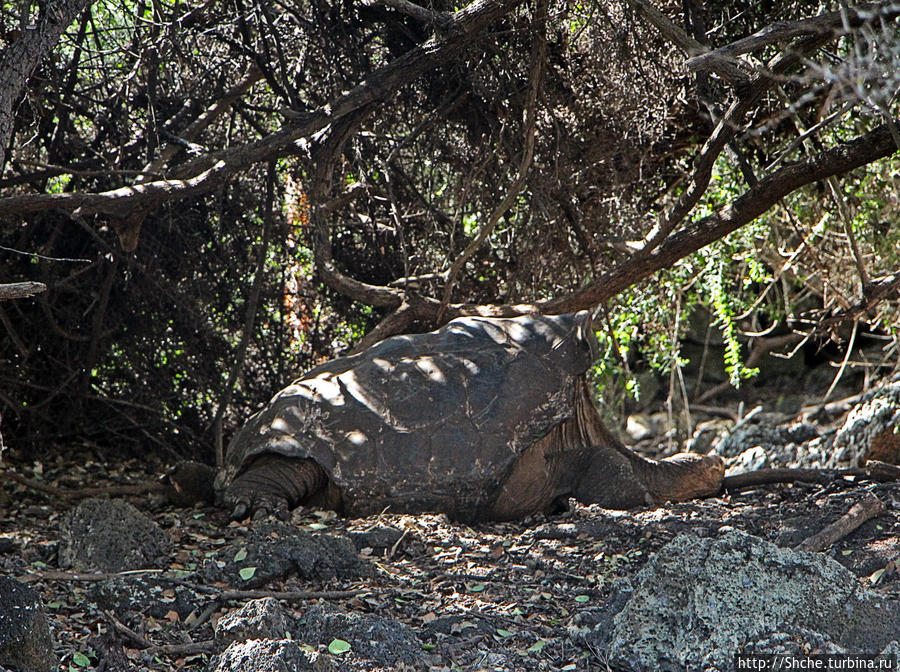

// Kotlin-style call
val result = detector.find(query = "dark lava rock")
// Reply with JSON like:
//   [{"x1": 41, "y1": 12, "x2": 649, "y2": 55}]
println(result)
[
  {"x1": 88, "y1": 576, "x2": 204, "y2": 622},
  {"x1": 299, "y1": 605, "x2": 425, "y2": 670},
  {"x1": 215, "y1": 598, "x2": 291, "y2": 648},
  {"x1": 0, "y1": 576, "x2": 57, "y2": 672},
  {"x1": 58, "y1": 498, "x2": 172, "y2": 572},
  {"x1": 201, "y1": 522, "x2": 368, "y2": 588},
  {"x1": 347, "y1": 525, "x2": 405, "y2": 553},
  {"x1": 208, "y1": 639, "x2": 333, "y2": 672},
  {"x1": 607, "y1": 529, "x2": 900, "y2": 671}
]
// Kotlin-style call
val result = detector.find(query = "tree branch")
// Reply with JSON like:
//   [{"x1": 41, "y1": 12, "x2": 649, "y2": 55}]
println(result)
[
  {"x1": 0, "y1": 0, "x2": 526, "y2": 248},
  {"x1": 540, "y1": 121, "x2": 900, "y2": 314},
  {"x1": 685, "y1": 2, "x2": 900, "y2": 74},
  {"x1": 623, "y1": 0, "x2": 747, "y2": 83},
  {"x1": 633, "y1": 33, "x2": 832, "y2": 258},
  {"x1": 361, "y1": 0, "x2": 452, "y2": 26},
  {"x1": 436, "y1": 0, "x2": 546, "y2": 320},
  {"x1": 0, "y1": 282, "x2": 47, "y2": 301},
  {"x1": 794, "y1": 494, "x2": 885, "y2": 552},
  {"x1": 0, "y1": 0, "x2": 95, "y2": 170}
]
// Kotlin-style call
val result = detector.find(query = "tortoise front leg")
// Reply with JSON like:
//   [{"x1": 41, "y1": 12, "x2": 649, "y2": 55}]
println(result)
[{"x1": 223, "y1": 455, "x2": 328, "y2": 519}]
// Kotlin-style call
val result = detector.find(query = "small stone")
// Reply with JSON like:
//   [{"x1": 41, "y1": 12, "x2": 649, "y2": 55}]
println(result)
[
  {"x1": 299, "y1": 605, "x2": 425, "y2": 670},
  {"x1": 201, "y1": 522, "x2": 368, "y2": 588},
  {"x1": 215, "y1": 598, "x2": 291, "y2": 647},
  {"x1": 0, "y1": 576, "x2": 57, "y2": 672},
  {"x1": 59, "y1": 498, "x2": 172, "y2": 572},
  {"x1": 208, "y1": 639, "x2": 333, "y2": 672}
]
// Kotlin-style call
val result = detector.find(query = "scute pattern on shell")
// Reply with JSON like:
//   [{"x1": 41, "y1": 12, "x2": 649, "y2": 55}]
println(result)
[{"x1": 217, "y1": 312, "x2": 598, "y2": 520}]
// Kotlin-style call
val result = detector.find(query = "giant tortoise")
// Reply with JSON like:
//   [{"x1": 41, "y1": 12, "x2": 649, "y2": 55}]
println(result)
[{"x1": 216, "y1": 312, "x2": 724, "y2": 521}]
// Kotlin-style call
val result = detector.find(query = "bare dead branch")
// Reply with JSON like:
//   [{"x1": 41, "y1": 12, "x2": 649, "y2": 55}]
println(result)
[
  {"x1": 818, "y1": 271, "x2": 900, "y2": 330},
  {"x1": 362, "y1": 0, "x2": 452, "y2": 26},
  {"x1": 634, "y1": 33, "x2": 833, "y2": 258},
  {"x1": 540, "y1": 121, "x2": 900, "y2": 315},
  {"x1": 0, "y1": 468, "x2": 167, "y2": 498},
  {"x1": 0, "y1": 0, "x2": 527, "y2": 247},
  {"x1": 623, "y1": 0, "x2": 748, "y2": 82},
  {"x1": 794, "y1": 493, "x2": 885, "y2": 552},
  {"x1": 0, "y1": 281, "x2": 47, "y2": 300},
  {"x1": 436, "y1": 0, "x2": 547, "y2": 320},
  {"x1": 722, "y1": 461, "x2": 900, "y2": 491},
  {"x1": 309, "y1": 110, "x2": 406, "y2": 310},
  {"x1": 140, "y1": 66, "x2": 264, "y2": 178},
  {"x1": 686, "y1": 2, "x2": 900, "y2": 74}
]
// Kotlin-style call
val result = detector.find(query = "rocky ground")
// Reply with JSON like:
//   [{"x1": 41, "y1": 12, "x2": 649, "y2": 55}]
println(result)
[{"x1": 2, "y1": 371, "x2": 900, "y2": 671}]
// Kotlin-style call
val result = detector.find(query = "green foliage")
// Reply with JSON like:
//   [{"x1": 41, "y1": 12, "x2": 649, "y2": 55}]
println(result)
[
  {"x1": 704, "y1": 256, "x2": 758, "y2": 388},
  {"x1": 328, "y1": 639, "x2": 351, "y2": 655}
]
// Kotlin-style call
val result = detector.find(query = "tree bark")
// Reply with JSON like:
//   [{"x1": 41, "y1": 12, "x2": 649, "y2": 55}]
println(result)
[
  {"x1": 0, "y1": 281, "x2": 47, "y2": 301},
  {"x1": 0, "y1": 0, "x2": 95, "y2": 171}
]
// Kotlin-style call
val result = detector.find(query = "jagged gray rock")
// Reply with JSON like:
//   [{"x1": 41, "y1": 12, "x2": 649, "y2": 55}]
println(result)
[
  {"x1": 607, "y1": 529, "x2": 900, "y2": 672},
  {"x1": 89, "y1": 575, "x2": 204, "y2": 621},
  {"x1": 298, "y1": 605, "x2": 426, "y2": 671},
  {"x1": 0, "y1": 576, "x2": 57, "y2": 672},
  {"x1": 208, "y1": 639, "x2": 333, "y2": 672},
  {"x1": 215, "y1": 598, "x2": 291, "y2": 648},
  {"x1": 201, "y1": 521, "x2": 368, "y2": 588},
  {"x1": 58, "y1": 498, "x2": 172, "y2": 572},
  {"x1": 832, "y1": 380, "x2": 900, "y2": 466}
]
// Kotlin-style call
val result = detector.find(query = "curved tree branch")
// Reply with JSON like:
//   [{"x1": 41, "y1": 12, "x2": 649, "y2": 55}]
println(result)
[
  {"x1": 0, "y1": 0, "x2": 526, "y2": 250},
  {"x1": 540, "y1": 121, "x2": 900, "y2": 314}
]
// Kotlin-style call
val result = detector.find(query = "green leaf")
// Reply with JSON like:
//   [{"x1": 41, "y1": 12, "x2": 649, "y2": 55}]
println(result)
[
  {"x1": 527, "y1": 640, "x2": 548, "y2": 653},
  {"x1": 421, "y1": 644, "x2": 436, "y2": 651},
  {"x1": 233, "y1": 547, "x2": 248, "y2": 562},
  {"x1": 496, "y1": 629, "x2": 512, "y2": 637},
  {"x1": 72, "y1": 652, "x2": 90, "y2": 667},
  {"x1": 328, "y1": 638, "x2": 351, "y2": 655},
  {"x1": 469, "y1": 584, "x2": 485, "y2": 592},
  {"x1": 574, "y1": 595, "x2": 590, "y2": 603},
  {"x1": 238, "y1": 566, "x2": 257, "y2": 581}
]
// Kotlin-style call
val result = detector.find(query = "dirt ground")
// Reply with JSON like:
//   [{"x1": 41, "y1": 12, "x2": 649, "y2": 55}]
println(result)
[{"x1": 1, "y1": 442, "x2": 898, "y2": 671}]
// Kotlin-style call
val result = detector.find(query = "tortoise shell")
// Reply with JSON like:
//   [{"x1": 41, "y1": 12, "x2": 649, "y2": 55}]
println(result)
[{"x1": 216, "y1": 311, "x2": 598, "y2": 520}]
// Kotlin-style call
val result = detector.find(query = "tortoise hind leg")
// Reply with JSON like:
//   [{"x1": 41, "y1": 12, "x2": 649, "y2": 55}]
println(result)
[{"x1": 224, "y1": 455, "x2": 329, "y2": 520}]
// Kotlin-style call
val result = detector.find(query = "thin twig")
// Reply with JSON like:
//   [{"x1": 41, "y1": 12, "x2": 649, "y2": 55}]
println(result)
[
  {"x1": 0, "y1": 282, "x2": 47, "y2": 301},
  {"x1": 436, "y1": 0, "x2": 547, "y2": 321},
  {"x1": 0, "y1": 469, "x2": 167, "y2": 499},
  {"x1": 794, "y1": 493, "x2": 885, "y2": 552},
  {"x1": 213, "y1": 160, "x2": 276, "y2": 469}
]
